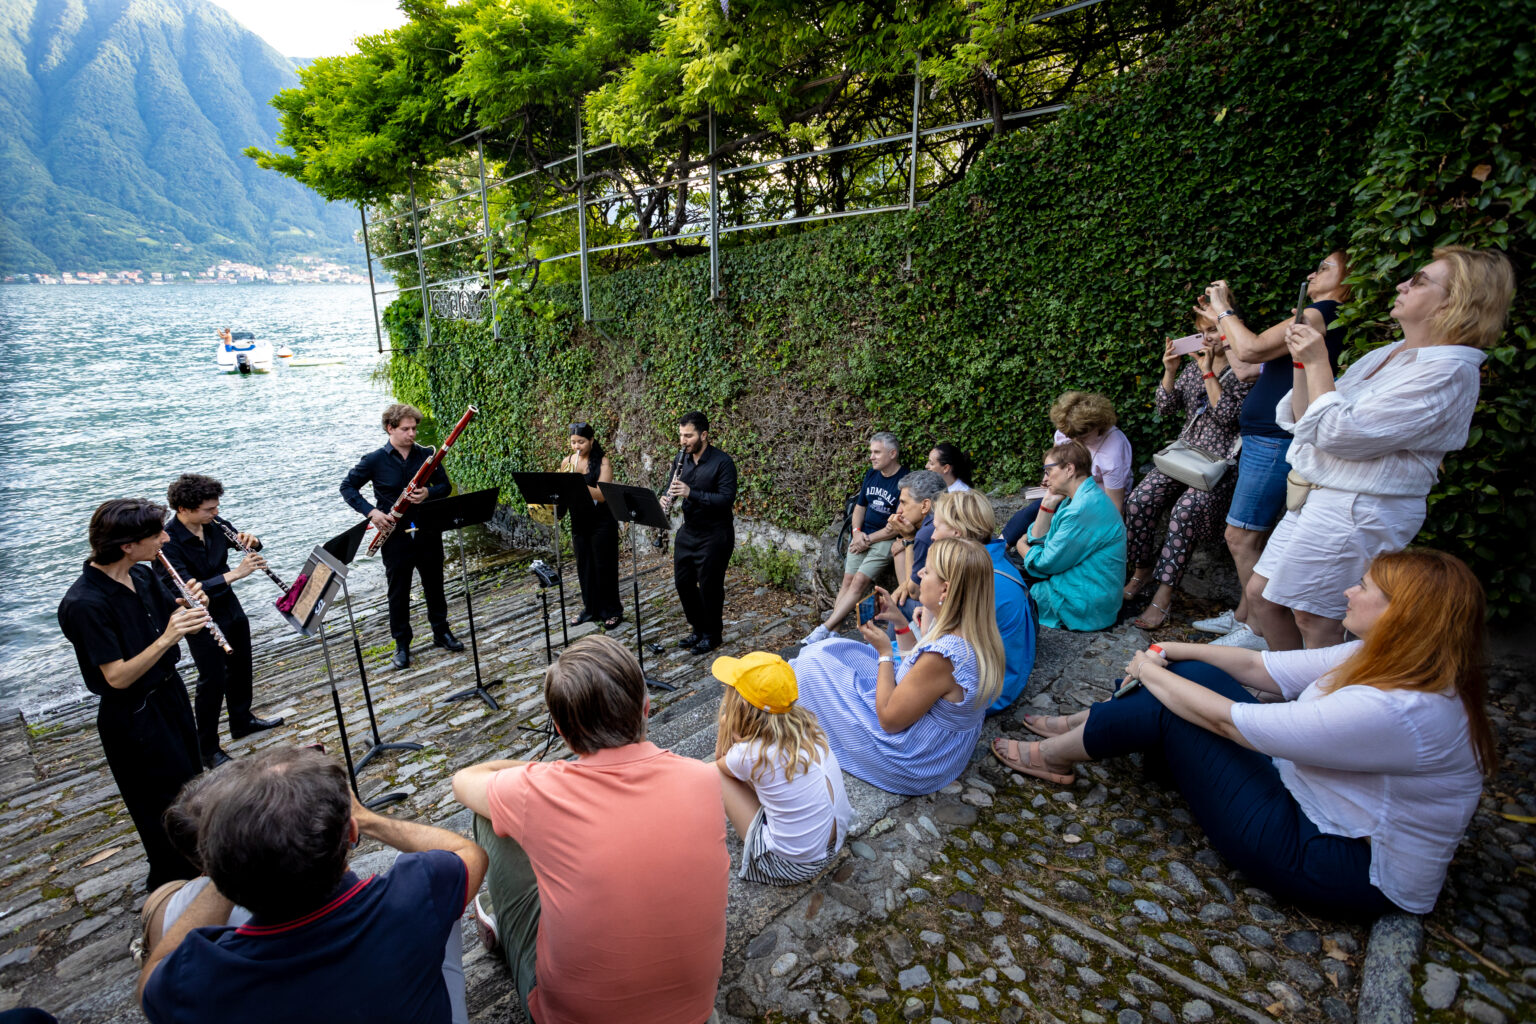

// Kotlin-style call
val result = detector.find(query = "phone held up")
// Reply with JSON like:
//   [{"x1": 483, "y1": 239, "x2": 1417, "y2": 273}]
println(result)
[
  {"x1": 1294, "y1": 280, "x2": 1311, "y2": 324},
  {"x1": 1168, "y1": 333, "x2": 1205, "y2": 358},
  {"x1": 857, "y1": 595, "x2": 878, "y2": 626}
]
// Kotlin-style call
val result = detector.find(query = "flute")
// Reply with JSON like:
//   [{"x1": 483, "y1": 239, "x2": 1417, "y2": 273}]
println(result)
[
  {"x1": 214, "y1": 518, "x2": 291, "y2": 592},
  {"x1": 156, "y1": 552, "x2": 233, "y2": 654}
]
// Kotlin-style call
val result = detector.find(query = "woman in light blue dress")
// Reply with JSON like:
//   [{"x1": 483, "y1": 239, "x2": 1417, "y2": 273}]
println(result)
[{"x1": 794, "y1": 538, "x2": 1005, "y2": 796}]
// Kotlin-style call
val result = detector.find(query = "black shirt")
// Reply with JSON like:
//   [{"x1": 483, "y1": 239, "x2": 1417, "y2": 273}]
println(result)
[
  {"x1": 160, "y1": 516, "x2": 241, "y2": 616},
  {"x1": 57, "y1": 562, "x2": 184, "y2": 701},
  {"x1": 1239, "y1": 299, "x2": 1346, "y2": 439},
  {"x1": 341, "y1": 443, "x2": 452, "y2": 517},
  {"x1": 676, "y1": 445, "x2": 737, "y2": 530}
]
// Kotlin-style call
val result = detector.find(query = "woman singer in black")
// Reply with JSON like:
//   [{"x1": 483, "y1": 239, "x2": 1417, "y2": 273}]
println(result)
[
  {"x1": 57, "y1": 499, "x2": 208, "y2": 891},
  {"x1": 560, "y1": 423, "x2": 624, "y2": 629}
]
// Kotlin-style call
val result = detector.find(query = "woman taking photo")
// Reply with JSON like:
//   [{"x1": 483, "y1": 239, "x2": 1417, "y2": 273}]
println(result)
[
  {"x1": 1122, "y1": 314, "x2": 1254, "y2": 629},
  {"x1": 1239, "y1": 246, "x2": 1516, "y2": 650},
  {"x1": 993, "y1": 548, "x2": 1494, "y2": 920},
  {"x1": 794, "y1": 538, "x2": 1004, "y2": 796},
  {"x1": 559, "y1": 423, "x2": 622, "y2": 629}
]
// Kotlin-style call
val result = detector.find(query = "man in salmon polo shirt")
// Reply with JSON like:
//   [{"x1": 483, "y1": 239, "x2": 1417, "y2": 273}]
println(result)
[{"x1": 452, "y1": 635, "x2": 729, "y2": 1024}]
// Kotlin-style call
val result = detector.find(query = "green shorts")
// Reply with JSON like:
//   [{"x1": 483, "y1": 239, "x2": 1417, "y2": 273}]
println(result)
[{"x1": 844, "y1": 539, "x2": 894, "y2": 578}]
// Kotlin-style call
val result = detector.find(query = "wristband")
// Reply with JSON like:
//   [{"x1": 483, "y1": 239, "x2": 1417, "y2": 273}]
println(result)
[
  {"x1": 878, "y1": 655, "x2": 896, "y2": 665},
  {"x1": 1293, "y1": 361, "x2": 1305, "y2": 369},
  {"x1": 1202, "y1": 372, "x2": 1216, "y2": 380},
  {"x1": 1216, "y1": 310, "x2": 1237, "y2": 322},
  {"x1": 894, "y1": 626, "x2": 911, "y2": 636}
]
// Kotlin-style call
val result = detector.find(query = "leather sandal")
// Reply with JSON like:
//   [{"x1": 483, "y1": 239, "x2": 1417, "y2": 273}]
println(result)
[
  {"x1": 1132, "y1": 600, "x2": 1170, "y2": 630},
  {"x1": 991, "y1": 738, "x2": 1075, "y2": 785},
  {"x1": 1020, "y1": 714, "x2": 1078, "y2": 739}
]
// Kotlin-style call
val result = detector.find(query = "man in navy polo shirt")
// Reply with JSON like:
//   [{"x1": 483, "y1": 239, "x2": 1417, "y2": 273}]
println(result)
[{"x1": 137, "y1": 747, "x2": 488, "y2": 1024}]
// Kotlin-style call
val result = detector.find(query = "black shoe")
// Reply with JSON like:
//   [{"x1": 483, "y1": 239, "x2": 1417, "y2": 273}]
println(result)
[
  {"x1": 229, "y1": 716, "x2": 285, "y2": 740},
  {"x1": 433, "y1": 630, "x2": 466, "y2": 653},
  {"x1": 689, "y1": 634, "x2": 722, "y2": 655},
  {"x1": 676, "y1": 633, "x2": 701, "y2": 649},
  {"x1": 602, "y1": 614, "x2": 624, "y2": 630},
  {"x1": 570, "y1": 611, "x2": 595, "y2": 627},
  {"x1": 202, "y1": 749, "x2": 233, "y2": 770},
  {"x1": 392, "y1": 644, "x2": 411, "y2": 669}
]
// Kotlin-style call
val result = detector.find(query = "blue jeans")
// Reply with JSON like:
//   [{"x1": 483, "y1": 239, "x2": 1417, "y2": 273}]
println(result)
[
  {"x1": 1082, "y1": 662, "x2": 1397, "y2": 921},
  {"x1": 1002, "y1": 500, "x2": 1043, "y2": 550},
  {"x1": 1225, "y1": 434, "x2": 1291, "y2": 531}
]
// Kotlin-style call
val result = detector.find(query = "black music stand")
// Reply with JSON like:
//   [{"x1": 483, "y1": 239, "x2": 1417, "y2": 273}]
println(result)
[
  {"x1": 278, "y1": 544, "x2": 409, "y2": 810},
  {"x1": 597, "y1": 482, "x2": 677, "y2": 692},
  {"x1": 411, "y1": 488, "x2": 504, "y2": 710},
  {"x1": 320, "y1": 521, "x2": 426, "y2": 774},
  {"x1": 509, "y1": 472, "x2": 589, "y2": 646}
]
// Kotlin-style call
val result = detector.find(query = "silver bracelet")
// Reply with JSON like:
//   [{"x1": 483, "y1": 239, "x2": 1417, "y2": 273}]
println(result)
[
  {"x1": 1215, "y1": 309, "x2": 1238, "y2": 322},
  {"x1": 878, "y1": 655, "x2": 896, "y2": 665}
]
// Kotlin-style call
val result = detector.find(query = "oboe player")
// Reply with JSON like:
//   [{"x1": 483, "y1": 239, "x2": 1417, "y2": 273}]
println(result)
[
  {"x1": 662, "y1": 411, "x2": 737, "y2": 655},
  {"x1": 57, "y1": 499, "x2": 208, "y2": 892},
  {"x1": 341, "y1": 403, "x2": 464, "y2": 669},
  {"x1": 161, "y1": 474, "x2": 285, "y2": 768}
]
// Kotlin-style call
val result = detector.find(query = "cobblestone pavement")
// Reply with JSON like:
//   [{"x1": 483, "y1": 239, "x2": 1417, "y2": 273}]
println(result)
[{"x1": 0, "y1": 552, "x2": 1531, "y2": 1024}]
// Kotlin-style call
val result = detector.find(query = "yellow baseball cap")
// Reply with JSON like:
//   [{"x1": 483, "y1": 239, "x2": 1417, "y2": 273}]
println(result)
[{"x1": 710, "y1": 651, "x2": 798, "y2": 714}]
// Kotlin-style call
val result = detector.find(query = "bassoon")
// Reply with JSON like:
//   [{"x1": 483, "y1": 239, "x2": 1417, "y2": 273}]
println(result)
[
  {"x1": 156, "y1": 552, "x2": 233, "y2": 654},
  {"x1": 365, "y1": 405, "x2": 477, "y2": 556}
]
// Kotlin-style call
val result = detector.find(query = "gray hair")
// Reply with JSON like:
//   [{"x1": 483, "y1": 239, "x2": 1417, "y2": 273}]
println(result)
[
  {"x1": 901, "y1": 470, "x2": 946, "y2": 504},
  {"x1": 870, "y1": 431, "x2": 900, "y2": 453}
]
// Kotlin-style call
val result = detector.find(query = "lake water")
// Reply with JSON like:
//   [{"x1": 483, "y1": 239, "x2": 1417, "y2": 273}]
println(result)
[{"x1": 0, "y1": 284, "x2": 415, "y2": 712}]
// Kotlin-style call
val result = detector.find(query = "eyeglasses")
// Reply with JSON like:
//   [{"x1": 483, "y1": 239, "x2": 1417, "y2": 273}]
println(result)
[
  {"x1": 1041, "y1": 462, "x2": 1061, "y2": 471},
  {"x1": 1315, "y1": 260, "x2": 1336, "y2": 273},
  {"x1": 1406, "y1": 270, "x2": 1446, "y2": 291}
]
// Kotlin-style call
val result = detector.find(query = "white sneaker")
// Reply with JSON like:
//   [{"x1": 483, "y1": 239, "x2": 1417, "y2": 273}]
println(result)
[
  {"x1": 473, "y1": 892, "x2": 500, "y2": 954},
  {"x1": 800, "y1": 624, "x2": 832, "y2": 646},
  {"x1": 1209, "y1": 623, "x2": 1268, "y2": 651},
  {"x1": 1191, "y1": 609, "x2": 1239, "y2": 635}
]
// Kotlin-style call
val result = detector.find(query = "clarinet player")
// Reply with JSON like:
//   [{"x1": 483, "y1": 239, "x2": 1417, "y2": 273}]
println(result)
[
  {"x1": 160, "y1": 474, "x2": 285, "y2": 768},
  {"x1": 57, "y1": 499, "x2": 208, "y2": 892},
  {"x1": 662, "y1": 411, "x2": 737, "y2": 655}
]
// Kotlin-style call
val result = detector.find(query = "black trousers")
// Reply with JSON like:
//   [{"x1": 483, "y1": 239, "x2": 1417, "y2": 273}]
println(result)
[
  {"x1": 185, "y1": 610, "x2": 255, "y2": 754},
  {"x1": 573, "y1": 516, "x2": 623, "y2": 620},
  {"x1": 673, "y1": 523, "x2": 734, "y2": 638},
  {"x1": 97, "y1": 673, "x2": 202, "y2": 891},
  {"x1": 381, "y1": 527, "x2": 450, "y2": 646}
]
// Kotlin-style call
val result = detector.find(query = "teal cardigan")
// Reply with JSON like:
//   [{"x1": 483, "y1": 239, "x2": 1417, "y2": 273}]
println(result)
[{"x1": 1022, "y1": 477, "x2": 1127, "y2": 631}]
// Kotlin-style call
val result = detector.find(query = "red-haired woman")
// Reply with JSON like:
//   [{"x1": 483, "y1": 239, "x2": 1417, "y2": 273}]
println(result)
[{"x1": 991, "y1": 548, "x2": 1494, "y2": 920}]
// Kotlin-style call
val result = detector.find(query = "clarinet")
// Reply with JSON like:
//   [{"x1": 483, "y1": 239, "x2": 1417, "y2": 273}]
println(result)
[
  {"x1": 214, "y1": 518, "x2": 291, "y2": 591},
  {"x1": 655, "y1": 446, "x2": 687, "y2": 553},
  {"x1": 156, "y1": 552, "x2": 233, "y2": 654}
]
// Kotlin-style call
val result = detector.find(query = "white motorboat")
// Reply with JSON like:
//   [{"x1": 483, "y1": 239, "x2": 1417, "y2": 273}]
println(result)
[{"x1": 216, "y1": 329, "x2": 274, "y2": 374}]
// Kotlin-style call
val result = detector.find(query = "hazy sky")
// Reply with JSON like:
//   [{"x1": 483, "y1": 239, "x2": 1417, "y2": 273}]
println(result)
[{"x1": 205, "y1": 0, "x2": 410, "y2": 58}]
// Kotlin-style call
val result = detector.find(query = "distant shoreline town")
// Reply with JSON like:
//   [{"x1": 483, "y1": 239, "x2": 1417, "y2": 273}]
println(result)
[{"x1": 3, "y1": 257, "x2": 369, "y2": 286}]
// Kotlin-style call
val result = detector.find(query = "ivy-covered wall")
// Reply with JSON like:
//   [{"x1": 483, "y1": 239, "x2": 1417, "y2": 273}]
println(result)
[{"x1": 391, "y1": 0, "x2": 1534, "y2": 615}]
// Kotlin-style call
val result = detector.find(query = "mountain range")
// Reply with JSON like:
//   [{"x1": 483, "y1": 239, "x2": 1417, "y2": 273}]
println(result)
[{"x1": 0, "y1": 0, "x2": 360, "y2": 274}]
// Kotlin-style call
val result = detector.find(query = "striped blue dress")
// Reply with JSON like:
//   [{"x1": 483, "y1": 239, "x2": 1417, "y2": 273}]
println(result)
[{"x1": 793, "y1": 634, "x2": 985, "y2": 796}]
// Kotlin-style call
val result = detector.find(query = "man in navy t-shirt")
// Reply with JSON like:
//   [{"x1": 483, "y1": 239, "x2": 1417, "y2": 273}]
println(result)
[
  {"x1": 138, "y1": 748, "x2": 488, "y2": 1024},
  {"x1": 801, "y1": 431, "x2": 907, "y2": 646},
  {"x1": 1198, "y1": 255, "x2": 1350, "y2": 645}
]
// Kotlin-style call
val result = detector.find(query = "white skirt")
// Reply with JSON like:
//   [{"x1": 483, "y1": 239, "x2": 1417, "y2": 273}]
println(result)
[{"x1": 1254, "y1": 486, "x2": 1426, "y2": 619}]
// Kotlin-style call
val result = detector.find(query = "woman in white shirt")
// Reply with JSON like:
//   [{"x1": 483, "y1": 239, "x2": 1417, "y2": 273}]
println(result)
[
  {"x1": 1244, "y1": 246, "x2": 1515, "y2": 650},
  {"x1": 926, "y1": 443, "x2": 974, "y2": 492},
  {"x1": 992, "y1": 547, "x2": 1495, "y2": 919}
]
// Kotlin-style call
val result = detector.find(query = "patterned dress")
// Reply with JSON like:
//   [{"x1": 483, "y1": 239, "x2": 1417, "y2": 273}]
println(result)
[
  {"x1": 793, "y1": 634, "x2": 986, "y2": 797},
  {"x1": 1124, "y1": 361, "x2": 1252, "y2": 588}
]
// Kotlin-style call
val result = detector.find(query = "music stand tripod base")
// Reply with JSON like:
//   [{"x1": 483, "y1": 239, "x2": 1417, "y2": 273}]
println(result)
[
  {"x1": 415, "y1": 488, "x2": 506, "y2": 712},
  {"x1": 597, "y1": 482, "x2": 679, "y2": 692}
]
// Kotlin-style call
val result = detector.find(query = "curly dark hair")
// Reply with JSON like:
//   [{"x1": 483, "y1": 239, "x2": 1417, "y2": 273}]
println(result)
[{"x1": 166, "y1": 473, "x2": 223, "y2": 512}]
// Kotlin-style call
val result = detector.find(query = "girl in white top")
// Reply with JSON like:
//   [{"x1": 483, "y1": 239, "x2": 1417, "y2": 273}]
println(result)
[
  {"x1": 996, "y1": 547, "x2": 1496, "y2": 919},
  {"x1": 1245, "y1": 246, "x2": 1516, "y2": 650},
  {"x1": 712, "y1": 652, "x2": 854, "y2": 885},
  {"x1": 926, "y1": 443, "x2": 974, "y2": 493}
]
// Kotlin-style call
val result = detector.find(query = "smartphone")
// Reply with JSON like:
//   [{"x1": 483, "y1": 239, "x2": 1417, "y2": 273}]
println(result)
[
  {"x1": 1294, "y1": 281, "x2": 1311, "y2": 324},
  {"x1": 1113, "y1": 677, "x2": 1142, "y2": 699},
  {"x1": 857, "y1": 595, "x2": 878, "y2": 625},
  {"x1": 1168, "y1": 332, "x2": 1205, "y2": 357}
]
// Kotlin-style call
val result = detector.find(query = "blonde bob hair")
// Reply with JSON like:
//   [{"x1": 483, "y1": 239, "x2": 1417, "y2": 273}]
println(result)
[
  {"x1": 715, "y1": 687, "x2": 831, "y2": 783},
  {"x1": 922, "y1": 537, "x2": 1005, "y2": 708},
  {"x1": 1049, "y1": 391, "x2": 1117, "y2": 439},
  {"x1": 933, "y1": 490, "x2": 996, "y2": 543},
  {"x1": 1428, "y1": 246, "x2": 1517, "y2": 349}
]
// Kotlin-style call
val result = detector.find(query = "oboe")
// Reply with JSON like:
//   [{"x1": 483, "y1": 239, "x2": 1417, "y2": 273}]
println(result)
[
  {"x1": 156, "y1": 552, "x2": 233, "y2": 654},
  {"x1": 214, "y1": 518, "x2": 291, "y2": 591}
]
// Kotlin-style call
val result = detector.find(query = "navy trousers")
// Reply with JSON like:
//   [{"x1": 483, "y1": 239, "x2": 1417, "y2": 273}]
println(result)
[{"x1": 1082, "y1": 662, "x2": 1398, "y2": 921}]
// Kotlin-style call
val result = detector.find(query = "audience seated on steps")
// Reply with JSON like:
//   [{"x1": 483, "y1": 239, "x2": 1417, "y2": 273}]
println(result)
[
  {"x1": 794, "y1": 537, "x2": 1004, "y2": 797},
  {"x1": 137, "y1": 746, "x2": 486, "y2": 1024},
  {"x1": 927, "y1": 489, "x2": 1036, "y2": 714},
  {"x1": 1018, "y1": 441, "x2": 1127, "y2": 632},
  {"x1": 993, "y1": 547, "x2": 1495, "y2": 922},
  {"x1": 1002, "y1": 391, "x2": 1132, "y2": 552},
  {"x1": 885, "y1": 469, "x2": 946, "y2": 615},
  {"x1": 1121, "y1": 308, "x2": 1256, "y2": 630},
  {"x1": 453, "y1": 635, "x2": 728, "y2": 1024},
  {"x1": 710, "y1": 651, "x2": 854, "y2": 885}
]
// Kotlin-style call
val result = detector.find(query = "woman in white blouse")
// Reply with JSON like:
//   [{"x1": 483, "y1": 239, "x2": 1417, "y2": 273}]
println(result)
[
  {"x1": 1243, "y1": 246, "x2": 1515, "y2": 650},
  {"x1": 993, "y1": 547, "x2": 1496, "y2": 919}
]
